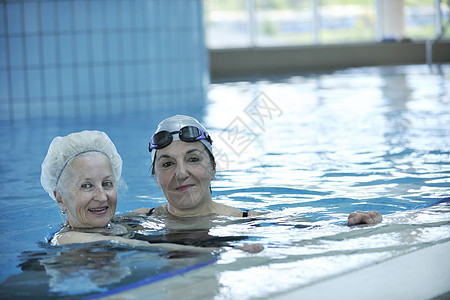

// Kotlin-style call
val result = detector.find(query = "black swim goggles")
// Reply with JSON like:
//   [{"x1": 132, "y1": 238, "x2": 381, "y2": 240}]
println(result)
[{"x1": 148, "y1": 126, "x2": 212, "y2": 152}]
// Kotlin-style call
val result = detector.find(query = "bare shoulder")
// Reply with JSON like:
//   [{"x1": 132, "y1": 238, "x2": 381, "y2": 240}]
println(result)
[
  {"x1": 52, "y1": 231, "x2": 151, "y2": 247},
  {"x1": 213, "y1": 202, "x2": 263, "y2": 217},
  {"x1": 247, "y1": 210, "x2": 265, "y2": 217},
  {"x1": 52, "y1": 231, "x2": 111, "y2": 245},
  {"x1": 212, "y1": 202, "x2": 240, "y2": 217},
  {"x1": 124, "y1": 205, "x2": 168, "y2": 216},
  {"x1": 123, "y1": 207, "x2": 152, "y2": 215}
]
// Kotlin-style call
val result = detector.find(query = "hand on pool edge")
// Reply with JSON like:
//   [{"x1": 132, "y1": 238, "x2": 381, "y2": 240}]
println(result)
[
  {"x1": 236, "y1": 243, "x2": 265, "y2": 253},
  {"x1": 347, "y1": 210, "x2": 382, "y2": 226}
]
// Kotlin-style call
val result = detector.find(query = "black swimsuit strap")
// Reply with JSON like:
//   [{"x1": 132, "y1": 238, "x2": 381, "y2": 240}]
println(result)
[{"x1": 146, "y1": 207, "x2": 155, "y2": 216}]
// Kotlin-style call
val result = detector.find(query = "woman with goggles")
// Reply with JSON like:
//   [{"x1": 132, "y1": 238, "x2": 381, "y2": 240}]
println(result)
[
  {"x1": 132, "y1": 115, "x2": 260, "y2": 219},
  {"x1": 133, "y1": 115, "x2": 381, "y2": 226}
]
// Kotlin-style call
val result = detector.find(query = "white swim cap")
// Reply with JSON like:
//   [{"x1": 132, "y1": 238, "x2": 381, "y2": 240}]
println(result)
[
  {"x1": 41, "y1": 130, "x2": 122, "y2": 200},
  {"x1": 149, "y1": 115, "x2": 213, "y2": 164}
]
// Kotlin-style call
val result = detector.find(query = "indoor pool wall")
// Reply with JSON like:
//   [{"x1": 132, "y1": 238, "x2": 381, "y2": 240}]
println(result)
[
  {"x1": 0, "y1": 64, "x2": 449, "y2": 299},
  {"x1": 0, "y1": 0, "x2": 208, "y2": 121}
]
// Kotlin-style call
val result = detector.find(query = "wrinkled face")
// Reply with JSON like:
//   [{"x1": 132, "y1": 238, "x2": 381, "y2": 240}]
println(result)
[
  {"x1": 154, "y1": 141, "x2": 215, "y2": 212},
  {"x1": 56, "y1": 153, "x2": 117, "y2": 228}
]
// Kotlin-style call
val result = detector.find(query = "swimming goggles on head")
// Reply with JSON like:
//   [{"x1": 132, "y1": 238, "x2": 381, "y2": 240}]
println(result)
[{"x1": 148, "y1": 126, "x2": 212, "y2": 152}]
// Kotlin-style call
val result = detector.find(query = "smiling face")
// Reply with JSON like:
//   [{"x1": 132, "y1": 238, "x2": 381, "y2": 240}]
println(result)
[
  {"x1": 55, "y1": 152, "x2": 117, "y2": 228},
  {"x1": 154, "y1": 140, "x2": 215, "y2": 216}
]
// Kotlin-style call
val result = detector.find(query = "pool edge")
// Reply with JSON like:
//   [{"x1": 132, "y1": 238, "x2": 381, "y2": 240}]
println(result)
[{"x1": 272, "y1": 240, "x2": 450, "y2": 300}]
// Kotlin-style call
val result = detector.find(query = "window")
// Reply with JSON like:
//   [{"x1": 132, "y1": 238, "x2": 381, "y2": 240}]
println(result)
[
  {"x1": 319, "y1": 0, "x2": 375, "y2": 43},
  {"x1": 404, "y1": 0, "x2": 448, "y2": 40},
  {"x1": 204, "y1": 0, "x2": 446, "y2": 48},
  {"x1": 205, "y1": 0, "x2": 251, "y2": 48}
]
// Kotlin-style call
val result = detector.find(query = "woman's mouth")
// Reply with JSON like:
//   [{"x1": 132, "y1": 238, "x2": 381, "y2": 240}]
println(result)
[
  {"x1": 176, "y1": 184, "x2": 194, "y2": 192},
  {"x1": 88, "y1": 206, "x2": 108, "y2": 215}
]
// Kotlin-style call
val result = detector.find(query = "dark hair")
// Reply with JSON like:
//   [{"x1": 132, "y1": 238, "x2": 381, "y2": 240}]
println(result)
[{"x1": 151, "y1": 143, "x2": 215, "y2": 175}]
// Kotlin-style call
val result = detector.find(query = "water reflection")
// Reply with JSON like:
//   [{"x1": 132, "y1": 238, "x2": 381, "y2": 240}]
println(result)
[{"x1": 0, "y1": 241, "x2": 217, "y2": 298}]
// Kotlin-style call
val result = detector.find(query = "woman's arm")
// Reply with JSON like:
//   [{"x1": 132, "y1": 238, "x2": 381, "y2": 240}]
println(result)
[
  {"x1": 52, "y1": 231, "x2": 148, "y2": 245},
  {"x1": 53, "y1": 231, "x2": 264, "y2": 253},
  {"x1": 52, "y1": 231, "x2": 213, "y2": 252},
  {"x1": 120, "y1": 207, "x2": 152, "y2": 215},
  {"x1": 52, "y1": 231, "x2": 219, "y2": 252}
]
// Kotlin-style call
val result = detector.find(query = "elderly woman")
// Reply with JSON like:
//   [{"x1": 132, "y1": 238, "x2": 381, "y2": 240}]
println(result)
[
  {"x1": 134, "y1": 115, "x2": 381, "y2": 226},
  {"x1": 41, "y1": 130, "x2": 168, "y2": 247},
  {"x1": 41, "y1": 130, "x2": 216, "y2": 251},
  {"x1": 41, "y1": 130, "x2": 124, "y2": 245}
]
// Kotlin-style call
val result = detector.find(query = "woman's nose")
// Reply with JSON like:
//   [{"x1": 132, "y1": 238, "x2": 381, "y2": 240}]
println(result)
[
  {"x1": 175, "y1": 162, "x2": 189, "y2": 180},
  {"x1": 94, "y1": 186, "x2": 108, "y2": 200}
]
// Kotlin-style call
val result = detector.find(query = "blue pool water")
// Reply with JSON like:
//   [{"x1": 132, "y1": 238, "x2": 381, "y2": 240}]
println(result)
[{"x1": 0, "y1": 64, "x2": 449, "y2": 298}]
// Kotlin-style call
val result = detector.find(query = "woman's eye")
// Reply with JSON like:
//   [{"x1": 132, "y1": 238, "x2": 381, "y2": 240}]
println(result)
[
  {"x1": 81, "y1": 183, "x2": 93, "y2": 189},
  {"x1": 103, "y1": 181, "x2": 114, "y2": 188},
  {"x1": 188, "y1": 156, "x2": 200, "y2": 163},
  {"x1": 162, "y1": 161, "x2": 174, "y2": 168}
]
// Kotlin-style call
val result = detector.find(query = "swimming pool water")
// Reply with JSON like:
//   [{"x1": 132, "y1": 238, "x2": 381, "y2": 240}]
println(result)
[{"x1": 0, "y1": 64, "x2": 449, "y2": 298}]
